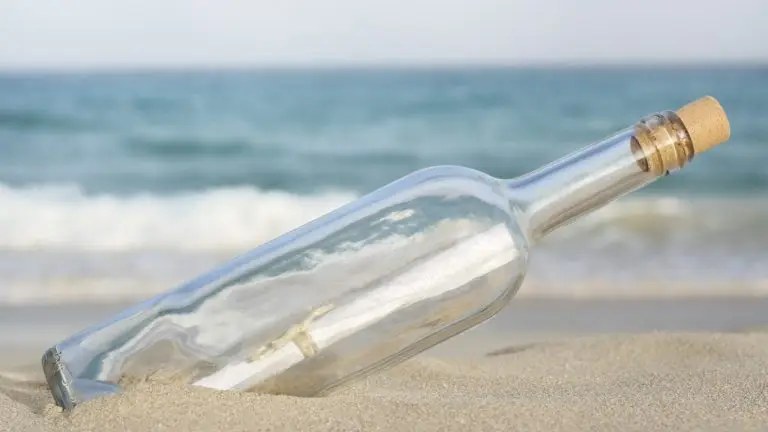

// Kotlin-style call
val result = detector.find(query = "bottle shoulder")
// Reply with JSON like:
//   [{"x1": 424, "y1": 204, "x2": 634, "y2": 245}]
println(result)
[{"x1": 396, "y1": 165, "x2": 531, "y2": 251}]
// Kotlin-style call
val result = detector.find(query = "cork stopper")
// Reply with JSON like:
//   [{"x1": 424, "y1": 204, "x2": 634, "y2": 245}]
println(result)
[{"x1": 674, "y1": 96, "x2": 731, "y2": 154}]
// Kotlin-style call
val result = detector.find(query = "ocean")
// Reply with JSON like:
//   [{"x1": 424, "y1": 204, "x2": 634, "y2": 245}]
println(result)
[{"x1": 1, "y1": 66, "x2": 767, "y2": 306}]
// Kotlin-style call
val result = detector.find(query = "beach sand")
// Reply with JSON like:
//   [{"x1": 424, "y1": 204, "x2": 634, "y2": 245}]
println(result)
[{"x1": 1, "y1": 330, "x2": 767, "y2": 431}]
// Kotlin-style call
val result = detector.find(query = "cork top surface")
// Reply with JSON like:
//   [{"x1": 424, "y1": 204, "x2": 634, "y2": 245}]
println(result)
[{"x1": 674, "y1": 96, "x2": 731, "y2": 154}]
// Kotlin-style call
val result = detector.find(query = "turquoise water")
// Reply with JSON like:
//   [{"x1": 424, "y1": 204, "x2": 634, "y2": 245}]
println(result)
[{"x1": 0, "y1": 67, "x2": 767, "y2": 303}]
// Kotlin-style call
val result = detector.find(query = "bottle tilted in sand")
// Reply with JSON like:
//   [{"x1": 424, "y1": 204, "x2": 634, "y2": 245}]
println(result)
[{"x1": 42, "y1": 96, "x2": 732, "y2": 410}]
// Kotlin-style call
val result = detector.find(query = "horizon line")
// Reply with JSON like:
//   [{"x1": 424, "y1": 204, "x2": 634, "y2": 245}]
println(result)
[{"x1": 1, "y1": 59, "x2": 767, "y2": 75}]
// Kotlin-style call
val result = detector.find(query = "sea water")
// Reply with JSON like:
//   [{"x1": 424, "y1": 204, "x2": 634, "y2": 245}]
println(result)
[{"x1": 1, "y1": 66, "x2": 767, "y2": 308}]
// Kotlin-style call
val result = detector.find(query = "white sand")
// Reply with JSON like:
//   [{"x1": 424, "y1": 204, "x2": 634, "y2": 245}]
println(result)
[{"x1": 2, "y1": 332, "x2": 767, "y2": 431}]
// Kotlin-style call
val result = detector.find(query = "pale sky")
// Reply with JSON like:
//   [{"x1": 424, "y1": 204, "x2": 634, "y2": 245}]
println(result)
[{"x1": 1, "y1": 0, "x2": 766, "y2": 70}]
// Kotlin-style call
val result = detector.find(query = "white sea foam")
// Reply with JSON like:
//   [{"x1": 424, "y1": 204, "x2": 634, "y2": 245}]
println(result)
[
  {"x1": 0, "y1": 182, "x2": 356, "y2": 252},
  {"x1": 2, "y1": 276, "x2": 768, "y2": 306},
  {"x1": 1, "y1": 182, "x2": 761, "y2": 252},
  {"x1": 0, "y1": 182, "x2": 766, "y2": 305}
]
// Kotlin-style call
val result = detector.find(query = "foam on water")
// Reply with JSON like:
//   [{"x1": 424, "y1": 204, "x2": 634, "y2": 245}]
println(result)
[
  {"x1": 0, "y1": 182, "x2": 767, "y2": 304},
  {"x1": 0, "y1": 182, "x2": 355, "y2": 251},
  {"x1": 2, "y1": 182, "x2": 765, "y2": 253}
]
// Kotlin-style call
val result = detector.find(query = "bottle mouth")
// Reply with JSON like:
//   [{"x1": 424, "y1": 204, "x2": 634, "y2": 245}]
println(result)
[
  {"x1": 630, "y1": 96, "x2": 731, "y2": 176},
  {"x1": 631, "y1": 110, "x2": 695, "y2": 175}
]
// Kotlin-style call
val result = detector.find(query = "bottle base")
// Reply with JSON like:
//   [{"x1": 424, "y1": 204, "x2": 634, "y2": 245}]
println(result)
[{"x1": 42, "y1": 347, "x2": 121, "y2": 410}]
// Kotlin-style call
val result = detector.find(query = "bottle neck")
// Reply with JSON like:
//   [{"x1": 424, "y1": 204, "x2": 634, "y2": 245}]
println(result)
[{"x1": 505, "y1": 111, "x2": 696, "y2": 244}]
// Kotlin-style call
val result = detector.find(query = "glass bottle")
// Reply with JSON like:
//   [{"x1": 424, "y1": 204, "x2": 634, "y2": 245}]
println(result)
[{"x1": 42, "y1": 96, "x2": 731, "y2": 410}]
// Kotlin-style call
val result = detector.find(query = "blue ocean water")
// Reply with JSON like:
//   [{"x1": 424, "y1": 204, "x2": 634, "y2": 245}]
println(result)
[{"x1": 1, "y1": 67, "x2": 767, "y2": 304}]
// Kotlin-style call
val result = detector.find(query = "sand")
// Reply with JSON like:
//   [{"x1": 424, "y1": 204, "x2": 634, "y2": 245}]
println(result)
[{"x1": 1, "y1": 332, "x2": 767, "y2": 431}]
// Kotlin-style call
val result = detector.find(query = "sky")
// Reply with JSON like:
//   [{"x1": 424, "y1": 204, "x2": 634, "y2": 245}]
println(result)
[{"x1": 1, "y1": 0, "x2": 767, "y2": 70}]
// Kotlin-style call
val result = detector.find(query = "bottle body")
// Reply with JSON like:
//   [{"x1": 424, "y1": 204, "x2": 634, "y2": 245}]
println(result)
[{"x1": 43, "y1": 165, "x2": 530, "y2": 408}]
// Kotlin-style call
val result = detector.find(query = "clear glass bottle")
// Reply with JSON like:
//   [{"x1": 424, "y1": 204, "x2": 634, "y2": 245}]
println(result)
[{"x1": 42, "y1": 96, "x2": 731, "y2": 410}]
